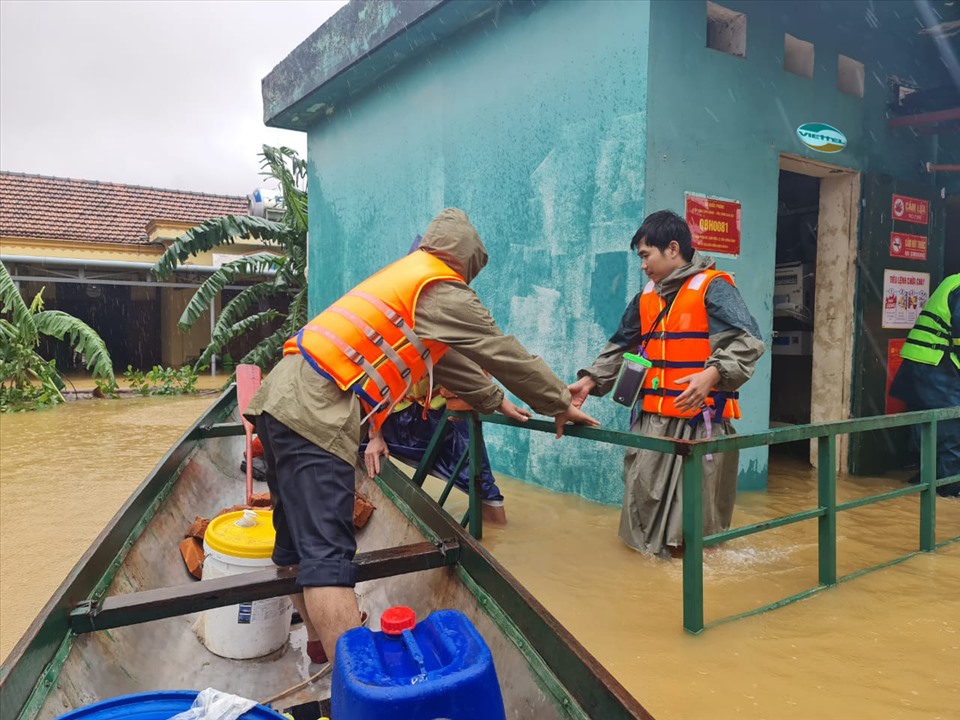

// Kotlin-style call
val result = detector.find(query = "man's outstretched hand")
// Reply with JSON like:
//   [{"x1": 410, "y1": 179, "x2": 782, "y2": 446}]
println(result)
[
  {"x1": 566, "y1": 376, "x2": 597, "y2": 409},
  {"x1": 553, "y1": 404, "x2": 600, "y2": 439},
  {"x1": 498, "y1": 397, "x2": 532, "y2": 422}
]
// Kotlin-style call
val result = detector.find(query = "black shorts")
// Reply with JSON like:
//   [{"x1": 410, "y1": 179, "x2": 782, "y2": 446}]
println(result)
[{"x1": 255, "y1": 413, "x2": 358, "y2": 587}]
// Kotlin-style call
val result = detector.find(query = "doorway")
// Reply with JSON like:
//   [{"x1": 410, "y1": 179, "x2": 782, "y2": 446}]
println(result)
[
  {"x1": 772, "y1": 155, "x2": 860, "y2": 469},
  {"x1": 770, "y1": 170, "x2": 819, "y2": 458}
]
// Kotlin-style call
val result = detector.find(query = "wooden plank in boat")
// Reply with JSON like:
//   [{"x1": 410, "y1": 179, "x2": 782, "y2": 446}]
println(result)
[{"x1": 69, "y1": 540, "x2": 460, "y2": 633}]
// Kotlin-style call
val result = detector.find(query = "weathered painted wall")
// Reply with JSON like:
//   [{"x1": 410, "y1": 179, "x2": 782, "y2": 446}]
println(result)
[
  {"x1": 643, "y1": 0, "x2": 947, "y2": 488},
  {"x1": 307, "y1": 0, "x2": 650, "y2": 503}
]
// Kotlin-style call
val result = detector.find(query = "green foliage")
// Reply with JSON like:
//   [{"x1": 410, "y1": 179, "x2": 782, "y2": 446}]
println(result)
[
  {"x1": 0, "y1": 337, "x2": 63, "y2": 411},
  {"x1": 152, "y1": 144, "x2": 309, "y2": 373},
  {"x1": 220, "y1": 353, "x2": 236, "y2": 374},
  {"x1": 94, "y1": 376, "x2": 121, "y2": 398},
  {"x1": 122, "y1": 365, "x2": 199, "y2": 396},
  {"x1": 0, "y1": 261, "x2": 115, "y2": 412}
]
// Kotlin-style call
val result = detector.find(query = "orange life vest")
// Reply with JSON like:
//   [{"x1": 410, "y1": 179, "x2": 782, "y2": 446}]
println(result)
[
  {"x1": 284, "y1": 250, "x2": 464, "y2": 430},
  {"x1": 638, "y1": 270, "x2": 741, "y2": 420}
]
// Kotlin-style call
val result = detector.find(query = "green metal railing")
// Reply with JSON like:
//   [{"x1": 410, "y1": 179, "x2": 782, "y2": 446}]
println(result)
[
  {"x1": 409, "y1": 406, "x2": 960, "y2": 633},
  {"x1": 407, "y1": 413, "x2": 486, "y2": 538}
]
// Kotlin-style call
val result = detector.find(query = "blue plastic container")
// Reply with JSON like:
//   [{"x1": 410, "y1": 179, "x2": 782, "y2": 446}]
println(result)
[
  {"x1": 56, "y1": 690, "x2": 287, "y2": 719},
  {"x1": 332, "y1": 608, "x2": 506, "y2": 720}
]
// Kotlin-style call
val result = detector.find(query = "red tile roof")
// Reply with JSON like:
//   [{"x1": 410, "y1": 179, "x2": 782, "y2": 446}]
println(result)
[{"x1": 0, "y1": 172, "x2": 249, "y2": 245}]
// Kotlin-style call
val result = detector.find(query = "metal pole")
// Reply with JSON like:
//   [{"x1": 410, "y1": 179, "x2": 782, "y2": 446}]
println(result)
[
  {"x1": 919, "y1": 420, "x2": 937, "y2": 551},
  {"x1": 682, "y1": 452, "x2": 704, "y2": 634},
  {"x1": 467, "y1": 414, "x2": 483, "y2": 540},
  {"x1": 411, "y1": 414, "x2": 450, "y2": 488},
  {"x1": 925, "y1": 163, "x2": 960, "y2": 173},
  {"x1": 209, "y1": 300, "x2": 217, "y2": 377},
  {"x1": 817, "y1": 434, "x2": 837, "y2": 585}
]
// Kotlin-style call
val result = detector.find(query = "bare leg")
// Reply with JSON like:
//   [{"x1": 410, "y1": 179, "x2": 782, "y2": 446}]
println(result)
[
  {"x1": 303, "y1": 586, "x2": 361, "y2": 665},
  {"x1": 290, "y1": 593, "x2": 319, "y2": 642}
]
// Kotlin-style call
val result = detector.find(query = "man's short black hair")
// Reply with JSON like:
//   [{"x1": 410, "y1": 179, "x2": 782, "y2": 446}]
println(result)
[{"x1": 630, "y1": 210, "x2": 694, "y2": 261}]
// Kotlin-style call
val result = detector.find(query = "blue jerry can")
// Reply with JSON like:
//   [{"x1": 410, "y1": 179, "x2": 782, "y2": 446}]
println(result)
[{"x1": 331, "y1": 606, "x2": 506, "y2": 720}]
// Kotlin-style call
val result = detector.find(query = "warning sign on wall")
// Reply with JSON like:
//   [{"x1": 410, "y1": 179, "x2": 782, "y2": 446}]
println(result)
[
  {"x1": 891, "y1": 194, "x2": 929, "y2": 225},
  {"x1": 885, "y1": 339, "x2": 907, "y2": 415},
  {"x1": 882, "y1": 269, "x2": 930, "y2": 329},
  {"x1": 685, "y1": 194, "x2": 741, "y2": 256},
  {"x1": 889, "y1": 232, "x2": 928, "y2": 261}
]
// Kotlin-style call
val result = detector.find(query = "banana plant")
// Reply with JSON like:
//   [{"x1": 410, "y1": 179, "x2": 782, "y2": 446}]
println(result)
[
  {"x1": 0, "y1": 261, "x2": 115, "y2": 411},
  {"x1": 152, "y1": 145, "x2": 309, "y2": 372}
]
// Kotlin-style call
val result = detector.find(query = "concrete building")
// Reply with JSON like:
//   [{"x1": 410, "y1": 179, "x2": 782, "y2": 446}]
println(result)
[
  {"x1": 262, "y1": 0, "x2": 959, "y2": 502},
  {"x1": 0, "y1": 172, "x2": 274, "y2": 374}
]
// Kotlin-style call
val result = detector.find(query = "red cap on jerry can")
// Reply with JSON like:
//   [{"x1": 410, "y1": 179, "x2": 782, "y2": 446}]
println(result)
[{"x1": 380, "y1": 606, "x2": 416, "y2": 635}]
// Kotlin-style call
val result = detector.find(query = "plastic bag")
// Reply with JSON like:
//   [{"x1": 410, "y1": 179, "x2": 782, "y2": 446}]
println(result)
[{"x1": 167, "y1": 688, "x2": 257, "y2": 720}]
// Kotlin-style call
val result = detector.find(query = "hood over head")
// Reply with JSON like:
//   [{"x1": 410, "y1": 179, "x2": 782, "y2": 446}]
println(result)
[{"x1": 417, "y1": 208, "x2": 488, "y2": 284}]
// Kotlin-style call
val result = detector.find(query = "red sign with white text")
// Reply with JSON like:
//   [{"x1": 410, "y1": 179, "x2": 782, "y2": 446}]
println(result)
[
  {"x1": 889, "y1": 232, "x2": 928, "y2": 261},
  {"x1": 891, "y1": 194, "x2": 929, "y2": 225},
  {"x1": 685, "y1": 194, "x2": 741, "y2": 256},
  {"x1": 885, "y1": 339, "x2": 907, "y2": 415}
]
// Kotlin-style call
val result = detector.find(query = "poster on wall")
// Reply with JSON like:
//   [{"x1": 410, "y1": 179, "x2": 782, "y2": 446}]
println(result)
[
  {"x1": 882, "y1": 269, "x2": 930, "y2": 329},
  {"x1": 889, "y1": 232, "x2": 928, "y2": 261},
  {"x1": 685, "y1": 193, "x2": 741, "y2": 256},
  {"x1": 891, "y1": 194, "x2": 929, "y2": 225},
  {"x1": 885, "y1": 339, "x2": 908, "y2": 415}
]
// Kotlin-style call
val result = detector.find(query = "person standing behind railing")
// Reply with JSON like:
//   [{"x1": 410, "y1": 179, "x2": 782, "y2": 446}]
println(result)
[
  {"x1": 567, "y1": 210, "x2": 765, "y2": 559},
  {"x1": 890, "y1": 273, "x2": 960, "y2": 497},
  {"x1": 362, "y1": 376, "x2": 509, "y2": 525}
]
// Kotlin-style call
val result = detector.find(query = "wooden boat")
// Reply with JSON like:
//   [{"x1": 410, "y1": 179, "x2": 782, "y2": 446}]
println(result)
[{"x1": 1, "y1": 389, "x2": 653, "y2": 720}]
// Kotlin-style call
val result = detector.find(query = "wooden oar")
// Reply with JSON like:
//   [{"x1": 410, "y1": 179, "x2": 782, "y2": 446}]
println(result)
[{"x1": 235, "y1": 364, "x2": 262, "y2": 505}]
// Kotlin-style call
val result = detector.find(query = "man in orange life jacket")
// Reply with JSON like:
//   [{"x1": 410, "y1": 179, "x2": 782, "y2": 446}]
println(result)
[
  {"x1": 568, "y1": 210, "x2": 764, "y2": 558},
  {"x1": 245, "y1": 208, "x2": 598, "y2": 664}
]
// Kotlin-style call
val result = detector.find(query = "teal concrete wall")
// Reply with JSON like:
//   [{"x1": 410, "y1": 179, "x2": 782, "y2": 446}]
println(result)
[
  {"x1": 307, "y1": 0, "x2": 651, "y2": 503},
  {"x1": 643, "y1": 0, "x2": 947, "y2": 489}
]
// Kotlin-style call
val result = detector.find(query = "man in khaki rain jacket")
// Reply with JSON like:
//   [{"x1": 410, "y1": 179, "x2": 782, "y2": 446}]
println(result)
[
  {"x1": 245, "y1": 208, "x2": 598, "y2": 664},
  {"x1": 569, "y1": 210, "x2": 764, "y2": 559}
]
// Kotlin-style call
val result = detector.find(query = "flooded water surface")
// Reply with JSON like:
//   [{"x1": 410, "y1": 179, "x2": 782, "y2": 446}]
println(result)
[
  {"x1": 0, "y1": 394, "x2": 219, "y2": 660},
  {"x1": 431, "y1": 459, "x2": 960, "y2": 720},
  {"x1": 1, "y1": 397, "x2": 958, "y2": 720}
]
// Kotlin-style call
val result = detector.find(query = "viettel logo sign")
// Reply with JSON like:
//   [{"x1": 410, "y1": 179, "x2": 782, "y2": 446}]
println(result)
[{"x1": 796, "y1": 123, "x2": 847, "y2": 153}]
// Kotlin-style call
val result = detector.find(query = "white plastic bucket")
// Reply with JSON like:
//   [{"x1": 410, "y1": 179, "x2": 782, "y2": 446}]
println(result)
[{"x1": 199, "y1": 510, "x2": 291, "y2": 660}]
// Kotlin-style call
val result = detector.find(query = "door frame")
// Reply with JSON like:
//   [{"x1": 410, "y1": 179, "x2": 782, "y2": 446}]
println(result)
[{"x1": 778, "y1": 153, "x2": 860, "y2": 470}]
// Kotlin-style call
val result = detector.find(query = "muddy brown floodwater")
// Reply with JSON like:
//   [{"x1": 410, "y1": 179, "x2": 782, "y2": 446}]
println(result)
[
  {"x1": 429, "y1": 457, "x2": 960, "y2": 720},
  {"x1": 0, "y1": 394, "x2": 218, "y2": 660}
]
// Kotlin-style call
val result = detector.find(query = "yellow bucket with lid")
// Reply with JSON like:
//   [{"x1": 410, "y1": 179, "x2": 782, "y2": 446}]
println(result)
[
  {"x1": 200, "y1": 508, "x2": 291, "y2": 659},
  {"x1": 204, "y1": 509, "x2": 276, "y2": 560}
]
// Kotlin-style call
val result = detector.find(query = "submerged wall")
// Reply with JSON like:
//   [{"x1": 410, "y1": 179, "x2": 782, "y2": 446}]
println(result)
[
  {"x1": 288, "y1": 0, "x2": 950, "y2": 499},
  {"x1": 306, "y1": 0, "x2": 651, "y2": 503},
  {"x1": 643, "y1": 0, "x2": 948, "y2": 488}
]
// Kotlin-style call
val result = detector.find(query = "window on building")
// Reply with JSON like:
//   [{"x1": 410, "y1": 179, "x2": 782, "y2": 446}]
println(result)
[
  {"x1": 706, "y1": 2, "x2": 746, "y2": 58},
  {"x1": 838, "y1": 54, "x2": 865, "y2": 97},
  {"x1": 784, "y1": 34, "x2": 814, "y2": 78}
]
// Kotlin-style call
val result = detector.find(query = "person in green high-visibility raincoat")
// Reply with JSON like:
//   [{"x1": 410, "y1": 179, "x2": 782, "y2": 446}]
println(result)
[{"x1": 890, "y1": 273, "x2": 960, "y2": 497}]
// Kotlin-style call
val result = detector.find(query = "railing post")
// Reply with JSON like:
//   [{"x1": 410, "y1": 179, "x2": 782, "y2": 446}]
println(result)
[
  {"x1": 467, "y1": 414, "x2": 483, "y2": 540},
  {"x1": 919, "y1": 420, "x2": 937, "y2": 552},
  {"x1": 437, "y1": 448, "x2": 469, "y2": 508},
  {"x1": 682, "y1": 451, "x2": 704, "y2": 634},
  {"x1": 817, "y1": 434, "x2": 837, "y2": 586},
  {"x1": 410, "y1": 413, "x2": 450, "y2": 487}
]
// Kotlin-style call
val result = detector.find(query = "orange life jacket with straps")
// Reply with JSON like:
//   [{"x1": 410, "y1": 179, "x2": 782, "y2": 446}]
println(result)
[
  {"x1": 283, "y1": 250, "x2": 464, "y2": 430},
  {"x1": 638, "y1": 269, "x2": 741, "y2": 420}
]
